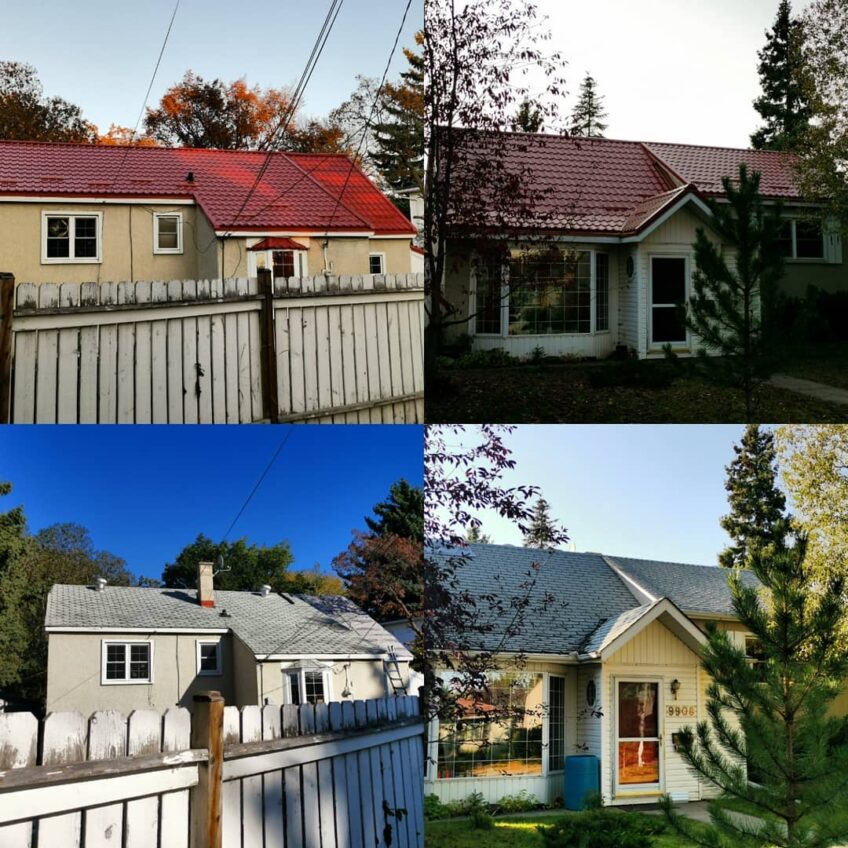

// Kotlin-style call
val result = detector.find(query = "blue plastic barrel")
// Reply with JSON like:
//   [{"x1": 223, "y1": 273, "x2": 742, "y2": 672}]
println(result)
[{"x1": 564, "y1": 754, "x2": 600, "y2": 810}]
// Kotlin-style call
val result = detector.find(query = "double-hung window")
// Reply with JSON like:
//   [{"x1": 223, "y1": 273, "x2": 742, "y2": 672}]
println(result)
[
  {"x1": 154, "y1": 213, "x2": 183, "y2": 254},
  {"x1": 102, "y1": 641, "x2": 152, "y2": 684},
  {"x1": 42, "y1": 212, "x2": 101, "y2": 263},
  {"x1": 196, "y1": 640, "x2": 223, "y2": 676},
  {"x1": 284, "y1": 667, "x2": 331, "y2": 705},
  {"x1": 369, "y1": 253, "x2": 386, "y2": 274},
  {"x1": 779, "y1": 219, "x2": 825, "y2": 260},
  {"x1": 253, "y1": 249, "x2": 307, "y2": 279}
]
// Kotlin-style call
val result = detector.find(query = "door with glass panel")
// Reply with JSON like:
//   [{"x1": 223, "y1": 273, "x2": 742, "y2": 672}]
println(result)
[
  {"x1": 616, "y1": 680, "x2": 662, "y2": 792},
  {"x1": 650, "y1": 257, "x2": 687, "y2": 347}
]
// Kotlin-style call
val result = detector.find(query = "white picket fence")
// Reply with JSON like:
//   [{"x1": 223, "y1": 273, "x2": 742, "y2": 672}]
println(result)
[
  {"x1": 0, "y1": 694, "x2": 424, "y2": 848},
  {"x1": 4, "y1": 273, "x2": 424, "y2": 424}
]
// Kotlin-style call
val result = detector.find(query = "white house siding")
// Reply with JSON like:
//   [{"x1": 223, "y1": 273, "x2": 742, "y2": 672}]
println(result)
[
  {"x1": 600, "y1": 620, "x2": 703, "y2": 806},
  {"x1": 575, "y1": 664, "x2": 603, "y2": 760},
  {"x1": 617, "y1": 248, "x2": 639, "y2": 351},
  {"x1": 425, "y1": 661, "x2": 576, "y2": 807}
]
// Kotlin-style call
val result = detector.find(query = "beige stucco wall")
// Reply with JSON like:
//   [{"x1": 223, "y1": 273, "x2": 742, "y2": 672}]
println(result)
[
  {"x1": 46, "y1": 631, "x2": 234, "y2": 715},
  {"x1": 0, "y1": 201, "x2": 213, "y2": 284},
  {"x1": 256, "y1": 656, "x2": 410, "y2": 705},
  {"x1": 0, "y1": 200, "x2": 412, "y2": 284},
  {"x1": 231, "y1": 634, "x2": 260, "y2": 707}
]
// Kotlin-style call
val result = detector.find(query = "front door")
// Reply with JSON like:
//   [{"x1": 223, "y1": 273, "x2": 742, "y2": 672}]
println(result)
[
  {"x1": 616, "y1": 680, "x2": 662, "y2": 793},
  {"x1": 650, "y1": 257, "x2": 687, "y2": 347}
]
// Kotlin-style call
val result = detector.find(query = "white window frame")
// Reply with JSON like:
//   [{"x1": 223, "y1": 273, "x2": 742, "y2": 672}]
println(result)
[
  {"x1": 546, "y1": 673, "x2": 567, "y2": 775},
  {"x1": 41, "y1": 211, "x2": 103, "y2": 264},
  {"x1": 780, "y1": 218, "x2": 826, "y2": 263},
  {"x1": 282, "y1": 666, "x2": 332, "y2": 705},
  {"x1": 153, "y1": 212, "x2": 184, "y2": 255},
  {"x1": 648, "y1": 253, "x2": 690, "y2": 350},
  {"x1": 101, "y1": 639, "x2": 153, "y2": 685},
  {"x1": 613, "y1": 676, "x2": 664, "y2": 796},
  {"x1": 470, "y1": 247, "x2": 609, "y2": 338},
  {"x1": 247, "y1": 247, "x2": 308, "y2": 279},
  {"x1": 369, "y1": 252, "x2": 386, "y2": 274},
  {"x1": 196, "y1": 639, "x2": 223, "y2": 676}
]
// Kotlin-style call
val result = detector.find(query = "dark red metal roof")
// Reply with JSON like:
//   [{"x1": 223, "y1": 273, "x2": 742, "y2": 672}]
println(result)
[
  {"x1": 0, "y1": 141, "x2": 417, "y2": 237},
  {"x1": 248, "y1": 237, "x2": 308, "y2": 251}
]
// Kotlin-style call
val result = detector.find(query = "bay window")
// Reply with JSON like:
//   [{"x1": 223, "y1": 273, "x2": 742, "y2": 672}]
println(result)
[{"x1": 473, "y1": 245, "x2": 610, "y2": 336}]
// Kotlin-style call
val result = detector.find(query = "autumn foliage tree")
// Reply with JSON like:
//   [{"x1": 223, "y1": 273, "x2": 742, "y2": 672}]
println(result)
[
  {"x1": 0, "y1": 61, "x2": 94, "y2": 142},
  {"x1": 144, "y1": 71, "x2": 343, "y2": 152}
]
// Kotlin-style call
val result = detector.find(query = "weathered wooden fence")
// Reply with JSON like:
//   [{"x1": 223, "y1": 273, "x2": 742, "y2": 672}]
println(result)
[
  {"x1": 0, "y1": 271, "x2": 424, "y2": 425},
  {"x1": 0, "y1": 694, "x2": 424, "y2": 848}
]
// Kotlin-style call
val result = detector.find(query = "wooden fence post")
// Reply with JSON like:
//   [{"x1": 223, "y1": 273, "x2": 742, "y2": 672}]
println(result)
[
  {"x1": 257, "y1": 268, "x2": 280, "y2": 424},
  {"x1": 191, "y1": 691, "x2": 224, "y2": 848},
  {"x1": 0, "y1": 273, "x2": 14, "y2": 424}
]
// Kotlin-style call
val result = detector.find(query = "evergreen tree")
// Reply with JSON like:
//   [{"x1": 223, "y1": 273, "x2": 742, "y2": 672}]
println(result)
[
  {"x1": 751, "y1": 0, "x2": 814, "y2": 151},
  {"x1": 466, "y1": 524, "x2": 492, "y2": 543},
  {"x1": 512, "y1": 98, "x2": 544, "y2": 133},
  {"x1": 372, "y1": 32, "x2": 425, "y2": 194},
  {"x1": 523, "y1": 497, "x2": 558, "y2": 549},
  {"x1": 364, "y1": 479, "x2": 423, "y2": 542},
  {"x1": 662, "y1": 535, "x2": 848, "y2": 846},
  {"x1": 685, "y1": 164, "x2": 785, "y2": 422},
  {"x1": 570, "y1": 73, "x2": 608, "y2": 138},
  {"x1": 720, "y1": 425, "x2": 790, "y2": 569}
]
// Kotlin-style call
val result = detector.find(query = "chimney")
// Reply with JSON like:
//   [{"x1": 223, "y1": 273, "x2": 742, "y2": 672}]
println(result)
[
  {"x1": 94, "y1": 577, "x2": 107, "y2": 592},
  {"x1": 260, "y1": 584, "x2": 271, "y2": 598},
  {"x1": 198, "y1": 561, "x2": 215, "y2": 608}
]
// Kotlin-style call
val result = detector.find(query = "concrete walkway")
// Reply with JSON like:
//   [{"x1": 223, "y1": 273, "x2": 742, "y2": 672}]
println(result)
[{"x1": 770, "y1": 373, "x2": 848, "y2": 406}]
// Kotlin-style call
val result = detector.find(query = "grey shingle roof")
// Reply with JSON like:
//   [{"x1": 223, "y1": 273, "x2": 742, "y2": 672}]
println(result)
[
  {"x1": 437, "y1": 545, "x2": 754, "y2": 656},
  {"x1": 607, "y1": 556, "x2": 758, "y2": 616},
  {"x1": 45, "y1": 585, "x2": 410, "y2": 659},
  {"x1": 440, "y1": 544, "x2": 640, "y2": 654}
]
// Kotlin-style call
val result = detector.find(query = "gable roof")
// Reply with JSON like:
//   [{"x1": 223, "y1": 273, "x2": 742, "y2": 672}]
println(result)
[
  {"x1": 447, "y1": 131, "x2": 802, "y2": 239},
  {"x1": 45, "y1": 584, "x2": 411, "y2": 659},
  {"x1": 0, "y1": 141, "x2": 416, "y2": 237},
  {"x1": 434, "y1": 544, "x2": 756, "y2": 657}
]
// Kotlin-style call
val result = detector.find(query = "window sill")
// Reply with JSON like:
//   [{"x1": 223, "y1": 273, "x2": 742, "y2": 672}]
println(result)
[
  {"x1": 785, "y1": 257, "x2": 827, "y2": 264},
  {"x1": 41, "y1": 258, "x2": 102, "y2": 265},
  {"x1": 197, "y1": 671, "x2": 223, "y2": 677},
  {"x1": 101, "y1": 679, "x2": 153, "y2": 686},
  {"x1": 153, "y1": 249, "x2": 184, "y2": 256}
]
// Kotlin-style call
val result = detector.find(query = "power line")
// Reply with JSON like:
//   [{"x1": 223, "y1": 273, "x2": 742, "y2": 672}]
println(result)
[
  {"x1": 221, "y1": 429, "x2": 295, "y2": 542},
  {"x1": 107, "y1": 0, "x2": 181, "y2": 189}
]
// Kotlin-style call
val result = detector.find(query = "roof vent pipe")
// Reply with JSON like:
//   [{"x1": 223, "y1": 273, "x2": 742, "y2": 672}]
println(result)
[
  {"x1": 95, "y1": 577, "x2": 107, "y2": 592},
  {"x1": 260, "y1": 585, "x2": 271, "y2": 598}
]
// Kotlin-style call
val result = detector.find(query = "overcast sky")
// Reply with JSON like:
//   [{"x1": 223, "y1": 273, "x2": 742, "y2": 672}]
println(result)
[
  {"x1": 523, "y1": 0, "x2": 813, "y2": 147},
  {"x1": 452, "y1": 425, "x2": 760, "y2": 566},
  {"x1": 1, "y1": 0, "x2": 421, "y2": 133}
]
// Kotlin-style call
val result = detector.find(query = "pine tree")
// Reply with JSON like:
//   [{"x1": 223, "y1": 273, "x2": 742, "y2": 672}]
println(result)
[
  {"x1": 662, "y1": 535, "x2": 848, "y2": 846},
  {"x1": 512, "y1": 98, "x2": 544, "y2": 133},
  {"x1": 720, "y1": 425, "x2": 791, "y2": 569},
  {"x1": 570, "y1": 73, "x2": 608, "y2": 138},
  {"x1": 751, "y1": 0, "x2": 814, "y2": 151},
  {"x1": 685, "y1": 165, "x2": 785, "y2": 422},
  {"x1": 371, "y1": 33, "x2": 424, "y2": 193},
  {"x1": 466, "y1": 524, "x2": 492, "y2": 544},
  {"x1": 523, "y1": 497, "x2": 558, "y2": 549}
]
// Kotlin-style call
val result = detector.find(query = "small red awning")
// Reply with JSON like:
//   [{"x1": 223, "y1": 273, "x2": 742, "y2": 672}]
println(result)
[{"x1": 248, "y1": 237, "x2": 308, "y2": 251}]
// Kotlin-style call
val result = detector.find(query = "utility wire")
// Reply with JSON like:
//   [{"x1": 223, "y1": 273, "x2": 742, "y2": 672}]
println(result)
[
  {"x1": 107, "y1": 0, "x2": 181, "y2": 189},
  {"x1": 221, "y1": 429, "x2": 295, "y2": 542}
]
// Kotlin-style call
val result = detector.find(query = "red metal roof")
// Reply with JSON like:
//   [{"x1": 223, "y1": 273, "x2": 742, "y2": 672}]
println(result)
[
  {"x1": 248, "y1": 237, "x2": 308, "y2": 251},
  {"x1": 0, "y1": 141, "x2": 416, "y2": 236},
  {"x1": 447, "y1": 131, "x2": 804, "y2": 237}
]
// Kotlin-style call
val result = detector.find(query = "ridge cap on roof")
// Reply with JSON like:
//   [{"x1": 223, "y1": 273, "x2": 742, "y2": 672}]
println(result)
[{"x1": 643, "y1": 139, "x2": 794, "y2": 156}]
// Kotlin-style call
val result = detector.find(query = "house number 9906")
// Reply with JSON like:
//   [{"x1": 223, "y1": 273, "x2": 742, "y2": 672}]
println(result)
[{"x1": 667, "y1": 705, "x2": 697, "y2": 717}]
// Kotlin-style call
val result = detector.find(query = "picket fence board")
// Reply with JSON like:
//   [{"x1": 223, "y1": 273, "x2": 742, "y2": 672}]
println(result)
[{"x1": 0, "y1": 695, "x2": 422, "y2": 848}]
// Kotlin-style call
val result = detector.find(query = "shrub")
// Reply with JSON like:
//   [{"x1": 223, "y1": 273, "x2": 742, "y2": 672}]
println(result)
[
  {"x1": 453, "y1": 348, "x2": 518, "y2": 369},
  {"x1": 470, "y1": 808, "x2": 495, "y2": 830},
  {"x1": 539, "y1": 809, "x2": 667, "y2": 848},
  {"x1": 424, "y1": 794, "x2": 450, "y2": 821},
  {"x1": 496, "y1": 790, "x2": 539, "y2": 813}
]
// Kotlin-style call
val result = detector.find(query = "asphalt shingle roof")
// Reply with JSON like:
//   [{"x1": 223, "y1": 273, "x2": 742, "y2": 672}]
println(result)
[
  {"x1": 45, "y1": 585, "x2": 410, "y2": 659},
  {"x1": 0, "y1": 141, "x2": 416, "y2": 236},
  {"x1": 437, "y1": 545, "x2": 755, "y2": 656}
]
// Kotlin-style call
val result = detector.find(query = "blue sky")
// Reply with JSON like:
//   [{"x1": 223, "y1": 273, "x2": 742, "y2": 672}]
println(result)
[
  {"x1": 465, "y1": 425, "x2": 757, "y2": 566},
  {"x1": 2, "y1": 0, "x2": 422, "y2": 133},
  {"x1": 0, "y1": 425, "x2": 423, "y2": 581}
]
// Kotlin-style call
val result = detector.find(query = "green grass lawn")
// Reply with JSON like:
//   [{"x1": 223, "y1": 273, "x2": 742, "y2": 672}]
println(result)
[
  {"x1": 424, "y1": 814, "x2": 705, "y2": 848},
  {"x1": 426, "y1": 355, "x2": 848, "y2": 423}
]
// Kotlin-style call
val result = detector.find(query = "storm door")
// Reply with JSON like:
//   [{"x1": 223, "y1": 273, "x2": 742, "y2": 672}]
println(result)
[
  {"x1": 650, "y1": 257, "x2": 687, "y2": 346},
  {"x1": 616, "y1": 680, "x2": 662, "y2": 792}
]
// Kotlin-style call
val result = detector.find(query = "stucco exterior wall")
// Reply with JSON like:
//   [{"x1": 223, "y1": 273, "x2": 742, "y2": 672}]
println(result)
[
  {"x1": 231, "y1": 634, "x2": 260, "y2": 707},
  {"x1": 46, "y1": 631, "x2": 234, "y2": 714},
  {"x1": 0, "y1": 201, "x2": 209, "y2": 284},
  {"x1": 256, "y1": 656, "x2": 408, "y2": 705}
]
